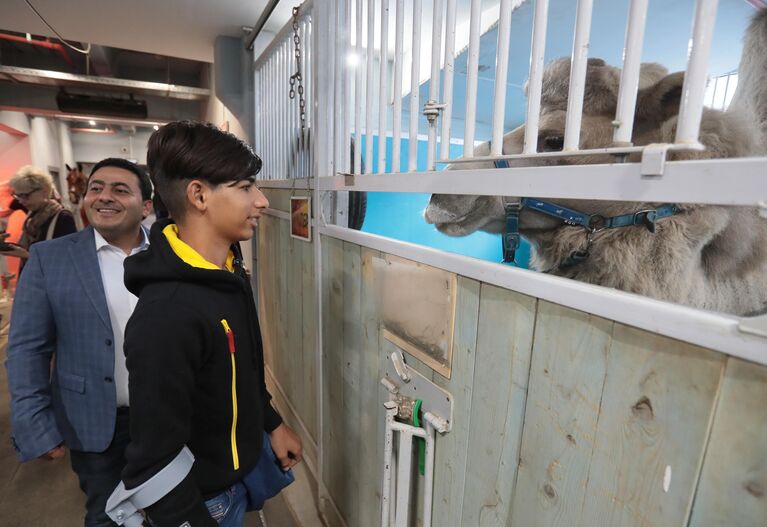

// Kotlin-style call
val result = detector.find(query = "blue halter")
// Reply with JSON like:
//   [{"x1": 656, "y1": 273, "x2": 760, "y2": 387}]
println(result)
[{"x1": 494, "y1": 160, "x2": 683, "y2": 266}]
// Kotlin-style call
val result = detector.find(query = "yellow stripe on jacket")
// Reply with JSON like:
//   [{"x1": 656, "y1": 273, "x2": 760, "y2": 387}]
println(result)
[{"x1": 221, "y1": 319, "x2": 239, "y2": 471}]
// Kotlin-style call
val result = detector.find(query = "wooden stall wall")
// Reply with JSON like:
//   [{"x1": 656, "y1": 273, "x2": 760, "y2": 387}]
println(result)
[
  {"x1": 256, "y1": 188, "x2": 318, "y2": 470},
  {"x1": 256, "y1": 197, "x2": 767, "y2": 526}
]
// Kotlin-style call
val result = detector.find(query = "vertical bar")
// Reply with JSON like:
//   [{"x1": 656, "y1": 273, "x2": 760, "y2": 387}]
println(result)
[
  {"x1": 462, "y1": 0, "x2": 482, "y2": 157},
  {"x1": 283, "y1": 43, "x2": 290, "y2": 178},
  {"x1": 335, "y1": 0, "x2": 345, "y2": 173},
  {"x1": 562, "y1": 0, "x2": 594, "y2": 151},
  {"x1": 391, "y1": 0, "x2": 405, "y2": 172},
  {"x1": 675, "y1": 0, "x2": 719, "y2": 144},
  {"x1": 440, "y1": 0, "x2": 457, "y2": 160},
  {"x1": 365, "y1": 0, "x2": 376, "y2": 174},
  {"x1": 523, "y1": 0, "x2": 550, "y2": 154},
  {"x1": 354, "y1": 0, "x2": 364, "y2": 173},
  {"x1": 408, "y1": 0, "x2": 423, "y2": 171},
  {"x1": 344, "y1": 0, "x2": 353, "y2": 173},
  {"x1": 421, "y1": 423, "x2": 436, "y2": 527},
  {"x1": 378, "y1": 0, "x2": 390, "y2": 174},
  {"x1": 426, "y1": 0, "x2": 444, "y2": 169},
  {"x1": 381, "y1": 405, "x2": 396, "y2": 527},
  {"x1": 394, "y1": 430, "x2": 414, "y2": 527},
  {"x1": 269, "y1": 57, "x2": 275, "y2": 179},
  {"x1": 491, "y1": 0, "x2": 514, "y2": 156},
  {"x1": 612, "y1": 0, "x2": 649, "y2": 146}
]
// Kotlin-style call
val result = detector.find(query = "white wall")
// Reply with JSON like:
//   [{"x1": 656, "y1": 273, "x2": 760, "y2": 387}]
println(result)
[{"x1": 71, "y1": 129, "x2": 153, "y2": 165}]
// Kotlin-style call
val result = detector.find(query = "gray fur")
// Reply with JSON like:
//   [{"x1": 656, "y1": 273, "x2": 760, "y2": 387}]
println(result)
[{"x1": 424, "y1": 10, "x2": 767, "y2": 316}]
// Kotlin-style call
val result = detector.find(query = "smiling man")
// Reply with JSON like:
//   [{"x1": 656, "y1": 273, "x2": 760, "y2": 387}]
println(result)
[{"x1": 5, "y1": 158, "x2": 153, "y2": 527}]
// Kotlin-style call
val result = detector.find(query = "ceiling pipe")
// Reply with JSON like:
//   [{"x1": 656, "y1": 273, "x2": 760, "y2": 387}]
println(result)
[
  {"x1": 245, "y1": 0, "x2": 281, "y2": 50},
  {"x1": 0, "y1": 33, "x2": 74, "y2": 66}
]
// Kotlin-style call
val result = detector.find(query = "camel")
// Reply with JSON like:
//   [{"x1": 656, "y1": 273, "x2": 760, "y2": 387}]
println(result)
[{"x1": 424, "y1": 10, "x2": 767, "y2": 316}]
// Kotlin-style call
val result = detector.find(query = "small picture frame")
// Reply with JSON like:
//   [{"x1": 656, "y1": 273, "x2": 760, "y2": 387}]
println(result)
[{"x1": 290, "y1": 196, "x2": 311, "y2": 242}]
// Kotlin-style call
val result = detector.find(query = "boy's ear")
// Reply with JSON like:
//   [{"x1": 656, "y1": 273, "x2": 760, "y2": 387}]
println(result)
[{"x1": 186, "y1": 180, "x2": 208, "y2": 212}]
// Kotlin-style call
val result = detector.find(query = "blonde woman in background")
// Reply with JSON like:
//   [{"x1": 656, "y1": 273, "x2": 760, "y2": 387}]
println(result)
[{"x1": 5, "y1": 166, "x2": 77, "y2": 273}]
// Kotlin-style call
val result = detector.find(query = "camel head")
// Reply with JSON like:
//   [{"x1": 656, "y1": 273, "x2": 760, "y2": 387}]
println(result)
[{"x1": 423, "y1": 58, "x2": 685, "y2": 243}]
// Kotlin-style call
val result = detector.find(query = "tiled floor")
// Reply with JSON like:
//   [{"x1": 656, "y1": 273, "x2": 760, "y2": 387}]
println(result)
[{"x1": 0, "y1": 298, "x2": 302, "y2": 527}]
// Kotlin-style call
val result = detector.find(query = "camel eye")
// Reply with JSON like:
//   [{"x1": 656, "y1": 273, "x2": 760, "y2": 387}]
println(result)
[{"x1": 542, "y1": 135, "x2": 564, "y2": 152}]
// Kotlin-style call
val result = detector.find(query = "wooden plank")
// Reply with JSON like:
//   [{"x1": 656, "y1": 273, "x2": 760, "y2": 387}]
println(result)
[
  {"x1": 581, "y1": 324, "x2": 725, "y2": 527},
  {"x1": 459, "y1": 284, "x2": 537, "y2": 526},
  {"x1": 322, "y1": 236, "x2": 345, "y2": 519},
  {"x1": 285, "y1": 233, "x2": 303, "y2": 414},
  {"x1": 510, "y1": 301, "x2": 613, "y2": 527},
  {"x1": 256, "y1": 217, "x2": 273, "y2": 368},
  {"x1": 359, "y1": 247, "x2": 383, "y2": 526},
  {"x1": 340, "y1": 241, "x2": 362, "y2": 526},
  {"x1": 431, "y1": 276, "x2": 481, "y2": 527},
  {"x1": 275, "y1": 219, "x2": 291, "y2": 398},
  {"x1": 301, "y1": 237, "x2": 318, "y2": 442},
  {"x1": 689, "y1": 358, "x2": 767, "y2": 527}
]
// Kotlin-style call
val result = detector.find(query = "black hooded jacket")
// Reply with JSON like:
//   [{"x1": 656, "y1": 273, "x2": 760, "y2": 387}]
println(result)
[{"x1": 121, "y1": 218, "x2": 282, "y2": 526}]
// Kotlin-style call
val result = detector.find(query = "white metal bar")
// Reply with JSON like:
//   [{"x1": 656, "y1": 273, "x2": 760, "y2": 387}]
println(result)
[
  {"x1": 269, "y1": 57, "x2": 275, "y2": 179},
  {"x1": 408, "y1": 0, "x2": 423, "y2": 171},
  {"x1": 365, "y1": 0, "x2": 376, "y2": 174},
  {"x1": 258, "y1": 178, "x2": 314, "y2": 189},
  {"x1": 675, "y1": 0, "x2": 719, "y2": 145},
  {"x1": 253, "y1": 0, "x2": 314, "y2": 69},
  {"x1": 338, "y1": 0, "x2": 346, "y2": 172},
  {"x1": 463, "y1": 0, "x2": 482, "y2": 157},
  {"x1": 394, "y1": 430, "x2": 413, "y2": 527},
  {"x1": 320, "y1": 223, "x2": 767, "y2": 364},
  {"x1": 523, "y1": 0, "x2": 550, "y2": 154},
  {"x1": 491, "y1": 0, "x2": 514, "y2": 156},
  {"x1": 562, "y1": 0, "x2": 594, "y2": 151},
  {"x1": 613, "y1": 0, "x2": 649, "y2": 146},
  {"x1": 440, "y1": 0, "x2": 457, "y2": 160},
  {"x1": 378, "y1": 0, "x2": 390, "y2": 174},
  {"x1": 321, "y1": 156, "x2": 767, "y2": 206},
  {"x1": 426, "y1": 0, "x2": 444, "y2": 169},
  {"x1": 344, "y1": 0, "x2": 353, "y2": 173},
  {"x1": 355, "y1": 0, "x2": 364, "y2": 173},
  {"x1": 421, "y1": 421, "x2": 436, "y2": 527},
  {"x1": 392, "y1": 0, "x2": 405, "y2": 172},
  {"x1": 283, "y1": 42, "x2": 290, "y2": 178},
  {"x1": 381, "y1": 403, "x2": 397, "y2": 527}
]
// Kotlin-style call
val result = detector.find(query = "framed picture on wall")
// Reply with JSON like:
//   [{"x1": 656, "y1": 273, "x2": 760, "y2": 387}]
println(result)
[{"x1": 290, "y1": 196, "x2": 311, "y2": 242}]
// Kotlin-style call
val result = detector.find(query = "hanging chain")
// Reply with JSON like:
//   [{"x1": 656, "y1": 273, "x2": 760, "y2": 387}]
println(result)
[{"x1": 289, "y1": 6, "x2": 307, "y2": 132}]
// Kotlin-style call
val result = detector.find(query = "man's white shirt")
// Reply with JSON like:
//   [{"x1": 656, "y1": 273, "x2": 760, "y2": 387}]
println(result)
[{"x1": 94, "y1": 228, "x2": 150, "y2": 407}]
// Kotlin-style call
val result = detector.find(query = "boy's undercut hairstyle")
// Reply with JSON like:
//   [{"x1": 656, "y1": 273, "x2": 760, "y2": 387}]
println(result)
[
  {"x1": 89, "y1": 158, "x2": 153, "y2": 201},
  {"x1": 147, "y1": 121, "x2": 262, "y2": 220}
]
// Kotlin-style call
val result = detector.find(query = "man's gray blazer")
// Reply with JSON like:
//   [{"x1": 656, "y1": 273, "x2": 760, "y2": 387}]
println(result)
[{"x1": 6, "y1": 227, "x2": 120, "y2": 461}]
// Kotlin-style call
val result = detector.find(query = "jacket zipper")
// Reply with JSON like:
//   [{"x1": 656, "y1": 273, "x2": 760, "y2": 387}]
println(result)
[{"x1": 221, "y1": 319, "x2": 239, "y2": 470}]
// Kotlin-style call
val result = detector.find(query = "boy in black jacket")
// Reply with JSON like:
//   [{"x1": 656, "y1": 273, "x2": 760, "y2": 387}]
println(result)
[{"x1": 119, "y1": 121, "x2": 302, "y2": 526}]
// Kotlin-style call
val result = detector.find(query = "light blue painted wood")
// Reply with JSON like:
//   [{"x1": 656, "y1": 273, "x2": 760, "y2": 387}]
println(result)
[
  {"x1": 460, "y1": 284, "x2": 537, "y2": 527},
  {"x1": 359, "y1": 248, "x2": 383, "y2": 526},
  {"x1": 322, "y1": 236, "x2": 345, "y2": 514},
  {"x1": 510, "y1": 300, "x2": 613, "y2": 527},
  {"x1": 689, "y1": 358, "x2": 767, "y2": 527},
  {"x1": 581, "y1": 324, "x2": 725, "y2": 527},
  {"x1": 431, "y1": 277, "x2": 481, "y2": 527},
  {"x1": 301, "y1": 237, "x2": 318, "y2": 441},
  {"x1": 340, "y1": 241, "x2": 362, "y2": 526}
]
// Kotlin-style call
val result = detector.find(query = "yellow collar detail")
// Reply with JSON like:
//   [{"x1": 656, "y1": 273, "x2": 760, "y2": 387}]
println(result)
[{"x1": 163, "y1": 224, "x2": 234, "y2": 272}]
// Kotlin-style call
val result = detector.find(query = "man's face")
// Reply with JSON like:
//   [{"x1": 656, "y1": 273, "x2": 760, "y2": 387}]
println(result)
[
  {"x1": 206, "y1": 178, "x2": 269, "y2": 243},
  {"x1": 83, "y1": 166, "x2": 152, "y2": 239}
]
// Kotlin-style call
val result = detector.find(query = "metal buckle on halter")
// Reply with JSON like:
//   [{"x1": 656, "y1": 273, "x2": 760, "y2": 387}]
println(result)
[
  {"x1": 502, "y1": 201, "x2": 521, "y2": 264},
  {"x1": 633, "y1": 209, "x2": 658, "y2": 232}
]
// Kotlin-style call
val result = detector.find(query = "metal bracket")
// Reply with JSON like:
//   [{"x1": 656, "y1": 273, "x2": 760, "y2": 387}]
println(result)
[
  {"x1": 640, "y1": 143, "x2": 671, "y2": 177},
  {"x1": 423, "y1": 100, "x2": 446, "y2": 125},
  {"x1": 738, "y1": 313, "x2": 767, "y2": 339},
  {"x1": 382, "y1": 349, "x2": 453, "y2": 433}
]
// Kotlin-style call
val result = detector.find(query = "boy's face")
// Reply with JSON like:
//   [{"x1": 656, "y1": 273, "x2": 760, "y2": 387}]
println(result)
[
  {"x1": 84, "y1": 167, "x2": 152, "y2": 239},
  {"x1": 206, "y1": 178, "x2": 269, "y2": 242}
]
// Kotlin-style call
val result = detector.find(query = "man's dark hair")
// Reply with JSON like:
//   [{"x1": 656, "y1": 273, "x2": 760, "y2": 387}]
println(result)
[
  {"x1": 146, "y1": 121, "x2": 262, "y2": 220},
  {"x1": 89, "y1": 158, "x2": 153, "y2": 201}
]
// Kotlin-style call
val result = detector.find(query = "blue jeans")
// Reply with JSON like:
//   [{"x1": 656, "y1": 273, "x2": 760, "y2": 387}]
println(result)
[{"x1": 204, "y1": 481, "x2": 248, "y2": 526}]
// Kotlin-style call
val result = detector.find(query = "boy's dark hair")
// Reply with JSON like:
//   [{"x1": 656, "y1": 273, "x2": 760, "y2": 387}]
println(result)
[
  {"x1": 89, "y1": 158, "x2": 153, "y2": 201},
  {"x1": 146, "y1": 121, "x2": 262, "y2": 220}
]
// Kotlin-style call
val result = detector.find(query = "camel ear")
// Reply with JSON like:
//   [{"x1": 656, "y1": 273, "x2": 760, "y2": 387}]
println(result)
[
  {"x1": 65, "y1": 163, "x2": 72, "y2": 171},
  {"x1": 636, "y1": 71, "x2": 685, "y2": 123}
]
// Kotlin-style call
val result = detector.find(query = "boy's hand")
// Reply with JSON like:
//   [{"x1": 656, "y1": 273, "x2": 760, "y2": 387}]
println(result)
[{"x1": 269, "y1": 423, "x2": 303, "y2": 470}]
